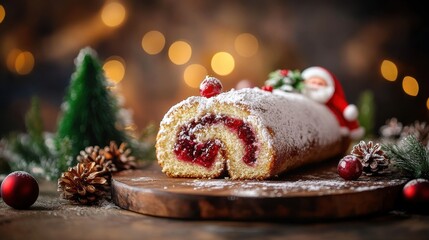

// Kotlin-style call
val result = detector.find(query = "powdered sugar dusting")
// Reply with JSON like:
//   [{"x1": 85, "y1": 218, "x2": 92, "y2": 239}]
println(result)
[
  {"x1": 179, "y1": 178, "x2": 406, "y2": 197},
  {"x1": 131, "y1": 176, "x2": 155, "y2": 182},
  {"x1": 212, "y1": 88, "x2": 341, "y2": 153},
  {"x1": 159, "y1": 88, "x2": 340, "y2": 150},
  {"x1": 157, "y1": 87, "x2": 343, "y2": 178}
]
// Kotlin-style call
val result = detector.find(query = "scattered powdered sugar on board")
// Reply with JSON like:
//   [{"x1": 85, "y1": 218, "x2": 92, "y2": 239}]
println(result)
[
  {"x1": 183, "y1": 179, "x2": 237, "y2": 190},
  {"x1": 179, "y1": 178, "x2": 406, "y2": 197},
  {"x1": 130, "y1": 176, "x2": 156, "y2": 182}
]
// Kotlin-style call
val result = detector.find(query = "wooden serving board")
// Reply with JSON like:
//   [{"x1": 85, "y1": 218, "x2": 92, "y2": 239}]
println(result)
[{"x1": 111, "y1": 161, "x2": 408, "y2": 221}]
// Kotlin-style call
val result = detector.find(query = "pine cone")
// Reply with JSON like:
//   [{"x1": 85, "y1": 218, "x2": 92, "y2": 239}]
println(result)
[
  {"x1": 103, "y1": 141, "x2": 137, "y2": 172},
  {"x1": 57, "y1": 161, "x2": 110, "y2": 205},
  {"x1": 351, "y1": 141, "x2": 389, "y2": 175},
  {"x1": 401, "y1": 121, "x2": 429, "y2": 147},
  {"x1": 77, "y1": 146, "x2": 114, "y2": 173}
]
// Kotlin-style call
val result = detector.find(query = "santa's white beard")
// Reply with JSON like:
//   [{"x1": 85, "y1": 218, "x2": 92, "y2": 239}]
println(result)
[{"x1": 302, "y1": 85, "x2": 335, "y2": 104}]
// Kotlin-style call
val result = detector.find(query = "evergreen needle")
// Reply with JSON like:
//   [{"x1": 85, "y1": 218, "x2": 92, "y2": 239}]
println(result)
[{"x1": 383, "y1": 135, "x2": 429, "y2": 179}]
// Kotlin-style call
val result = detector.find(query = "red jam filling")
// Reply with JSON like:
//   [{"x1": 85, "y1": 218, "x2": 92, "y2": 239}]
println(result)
[{"x1": 174, "y1": 114, "x2": 257, "y2": 168}]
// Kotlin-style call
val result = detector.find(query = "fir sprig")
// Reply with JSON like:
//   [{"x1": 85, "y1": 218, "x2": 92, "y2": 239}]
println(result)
[
  {"x1": 383, "y1": 135, "x2": 429, "y2": 179},
  {"x1": 0, "y1": 97, "x2": 59, "y2": 180},
  {"x1": 25, "y1": 96, "x2": 49, "y2": 158}
]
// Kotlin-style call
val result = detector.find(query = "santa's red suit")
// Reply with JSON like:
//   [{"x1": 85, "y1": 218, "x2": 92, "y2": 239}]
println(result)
[{"x1": 301, "y1": 66, "x2": 364, "y2": 140}]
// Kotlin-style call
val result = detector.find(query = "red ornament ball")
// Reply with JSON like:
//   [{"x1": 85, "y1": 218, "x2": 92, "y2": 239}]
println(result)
[
  {"x1": 403, "y1": 178, "x2": 429, "y2": 203},
  {"x1": 337, "y1": 155, "x2": 363, "y2": 180},
  {"x1": 200, "y1": 76, "x2": 223, "y2": 98},
  {"x1": 1, "y1": 171, "x2": 39, "y2": 209}
]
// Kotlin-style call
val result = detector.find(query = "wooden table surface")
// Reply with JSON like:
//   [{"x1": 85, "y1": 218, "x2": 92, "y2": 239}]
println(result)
[{"x1": 1, "y1": 176, "x2": 429, "y2": 240}]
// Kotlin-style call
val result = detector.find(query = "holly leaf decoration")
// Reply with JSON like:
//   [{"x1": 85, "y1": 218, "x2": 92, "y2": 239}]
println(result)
[{"x1": 265, "y1": 69, "x2": 304, "y2": 92}]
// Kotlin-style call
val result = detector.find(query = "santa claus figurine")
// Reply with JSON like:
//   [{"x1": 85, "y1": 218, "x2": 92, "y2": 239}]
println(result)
[{"x1": 301, "y1": 66, "x2": 364, "y2": 140}]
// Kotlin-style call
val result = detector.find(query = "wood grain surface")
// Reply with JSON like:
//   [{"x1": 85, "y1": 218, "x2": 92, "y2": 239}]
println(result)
[
  {"x1": 2, "y1": 177, "x2": 429, "y2": 240},
  {"x1": 111, "y1": 161, "x2": 408, "y2": 221}
]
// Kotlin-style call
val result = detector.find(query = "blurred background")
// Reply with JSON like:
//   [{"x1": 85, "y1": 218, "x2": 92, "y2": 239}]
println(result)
[{"x1": 0, "y1": 0, "x2": 428, "y2": 138}]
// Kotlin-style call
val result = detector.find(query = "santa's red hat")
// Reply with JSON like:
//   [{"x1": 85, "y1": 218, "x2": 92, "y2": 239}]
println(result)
[{"x1": 301, "y1": 66, "x2": 358, "y2": 121}]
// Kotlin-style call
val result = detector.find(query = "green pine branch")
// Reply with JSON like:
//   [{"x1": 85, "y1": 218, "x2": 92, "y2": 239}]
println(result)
[
  {"x1": 25, "y1": 97, "x2": 44, "y2": 146},
  {"x1": 25, "y1": 96, "x2": 50, "y2": 159},
  {"x1": 10, "y1": 96, "x2": 51, "y2": 164},
  {"x1": 383, "y1": 135, "x2": 429, "y2": 179},
  {"x1": 3, "y1": 96, "x2": 59, "y2": 180}
]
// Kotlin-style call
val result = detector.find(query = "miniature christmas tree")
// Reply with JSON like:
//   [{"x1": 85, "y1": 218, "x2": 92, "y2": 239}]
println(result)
[{"x1": 55, "y1": 47, "x2": 130, "y2": 169}]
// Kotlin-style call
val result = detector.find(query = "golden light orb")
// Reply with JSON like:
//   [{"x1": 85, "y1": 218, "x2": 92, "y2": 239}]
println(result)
[
  {"x1": 402, "y1": 76, "x2": 419, "y2": 97},
  {"x1": 183, "y1": 64, "x2": 207, "y2": 88},
  {"x1": 234, "y1": 33, "x2": 259, "y2": 57},
  {"x1": 168, "y1": 41, "x2": 192, "y2": 65},
  {"x1": 101, "y1": 2, "x2": 126, "y2": 28},
  {"x1": 426, "y1": 98, "x2": 429, "y2": 111},
  {"x1": 211, "y1": 52, "x2": 235, "y2": 76},
  {"x1": 15, "y1": 51, "x2": 35, "y2": 75},
  {"x1": 0, "y1": 5, "x2": 5, "y2": 24},
  {"x1": 142, "y1": 30, "x2": 166, "y2": 55},
  {"x1": 103, "y1": 57, "x2": 126, "y2": 83},
  {"x1": 380, "y1": 60, "x2": 398, "y2": 81},
  {"x1": 6, "y1": 49, "x2": 21, "y2": 72}
]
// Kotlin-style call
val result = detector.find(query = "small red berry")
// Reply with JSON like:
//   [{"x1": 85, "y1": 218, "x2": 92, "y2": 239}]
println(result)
[
  {"x1": 1, "y1": 171, "x2": 39, "y2": 209},
  {"x1": 280, "y1": 69, "x2": 289, "y2": 76},
  {"x1": 337, "y1": 155, "x2": 363, "y2": 180},
  {"x1": 261, "y1": 85, "x2": 273, "y2": 92},
  {"x1": 200, "y1": 76, "x2": 223, "y2": 98},
  {"x1": 403, "y1": 179, "x2": 429, "y2": 203}
]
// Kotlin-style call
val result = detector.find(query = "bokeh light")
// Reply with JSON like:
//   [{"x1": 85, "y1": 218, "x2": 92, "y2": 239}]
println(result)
[
  {"x1": 427, "y1": 98, "x2": 429, "y2": 111},
  {"x1": 402, "y1": 76, "x2": 419, "y2": 96},
  {"x1": 211, "y1": 52, "x2": 235, "y2": 76},
  {"x1": 103, "y1": 57, "x2": 126, "y2": 83},
  {"x1": 142, "y1": 30, "x2": 166, "y2": 55},
  {"x1": 184, "y1": 64, "x2": 207, "y2": 88},
  {"x1": 6, "y1": 49, "x2": 21, "y2": 72},
  {"x1": 14, "y1": 51, "x2": 35, "y2": 75},
  {"x1": 101, "y1": 1, "x2": 126, "y2": 28},
  {"x1": 0, "y1": 5, "x2": 5, "y2": 24},
  {"x1": 380, "y1": 60, "x2": 398, "y2": 81},
  {"x1": 168, "y1": 41, "x2": 192, "y2": 65},
  {"x1": 234, "y1": 33, "x2": 259, "y2": 57}
]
